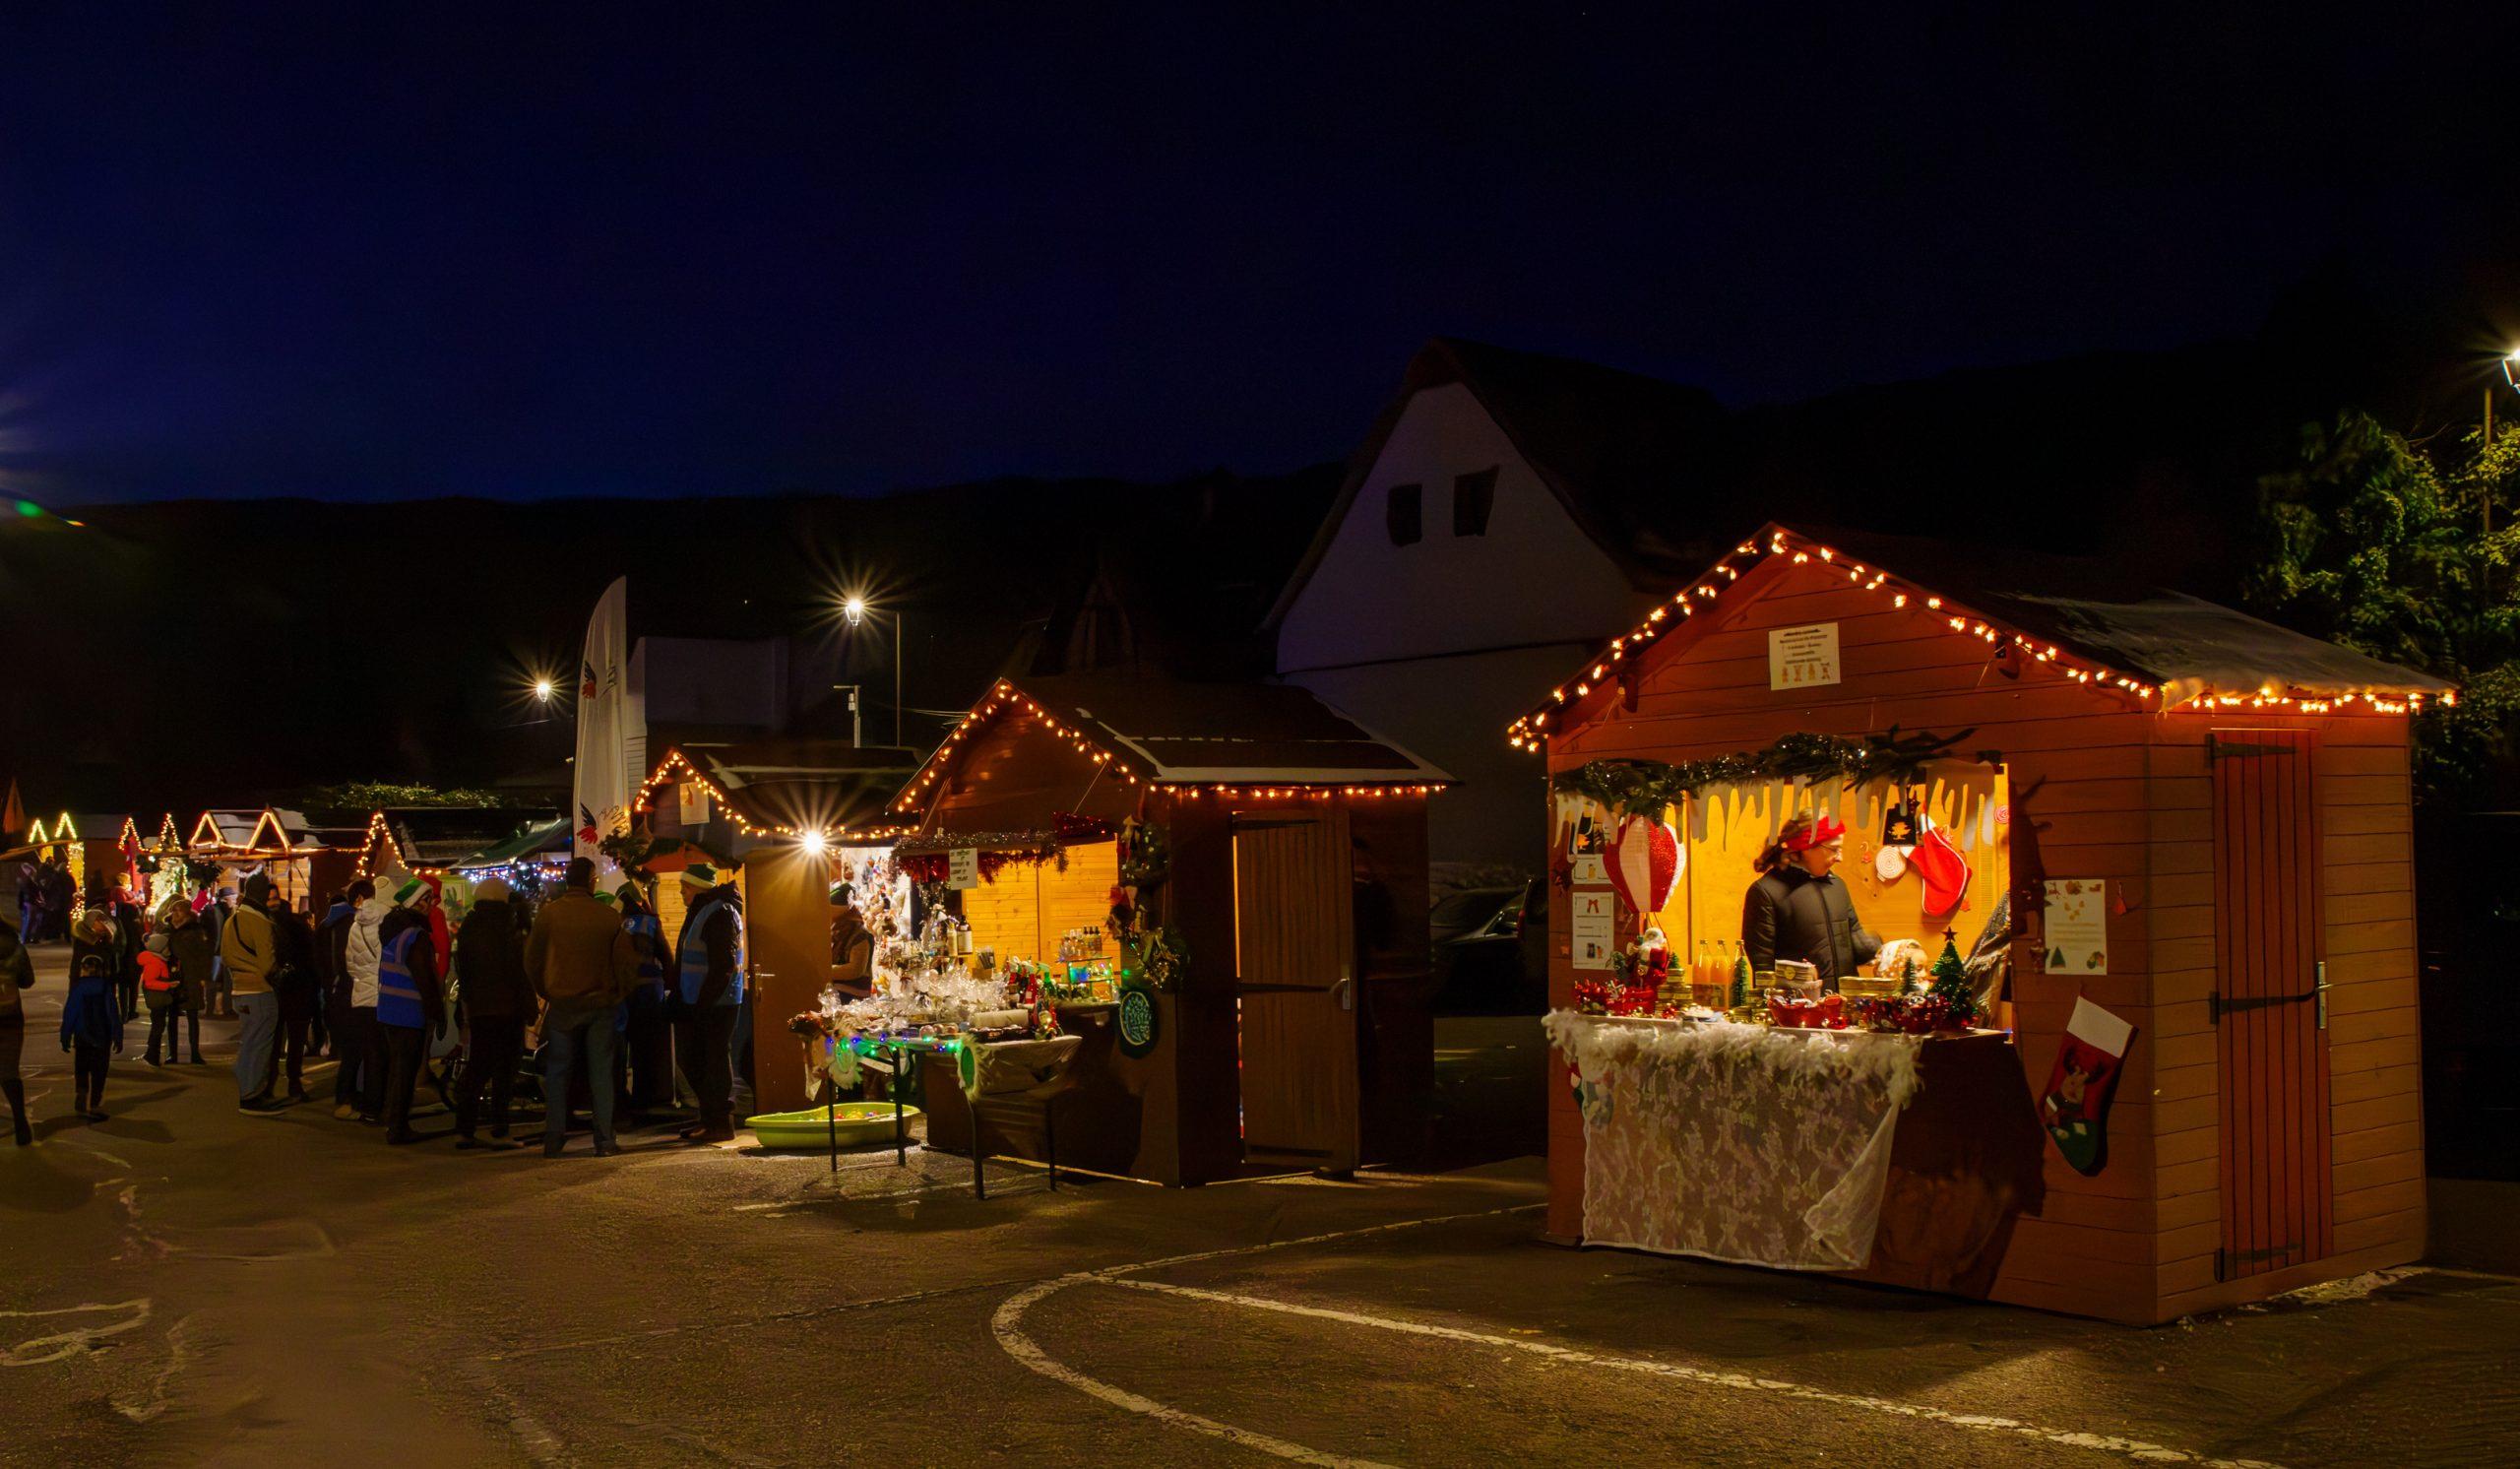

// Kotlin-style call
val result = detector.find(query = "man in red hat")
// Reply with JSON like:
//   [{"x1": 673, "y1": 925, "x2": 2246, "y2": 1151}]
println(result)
[{"x1": 1742, "y1": 813, "x2": 1881, "y2": 990}]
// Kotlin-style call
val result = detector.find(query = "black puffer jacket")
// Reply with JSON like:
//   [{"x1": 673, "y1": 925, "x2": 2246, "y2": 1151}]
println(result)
[
  {"x1": 455, "y1": 901, "x2": 534, "y2": 1020},
  {"x1": 1742, "y1": 865, "x2": 1881, "y2": 990}
]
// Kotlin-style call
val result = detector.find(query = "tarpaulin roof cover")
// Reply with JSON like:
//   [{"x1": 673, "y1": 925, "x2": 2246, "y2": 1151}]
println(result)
[
  {"x1": 380, "y1": 807, "x2": 560, "y2": 865},
  {"x1": 1803, "y1": 525, "x2": 2452, "y2": 699},
  {"x1": 450, "y1": 815, "x2": 571, "y2": 869}
]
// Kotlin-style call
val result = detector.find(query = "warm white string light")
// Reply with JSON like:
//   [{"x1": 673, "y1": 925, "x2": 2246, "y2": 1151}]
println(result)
[{"x1": 1503, "y1": 527, "x2": 2451, "y2": 750}]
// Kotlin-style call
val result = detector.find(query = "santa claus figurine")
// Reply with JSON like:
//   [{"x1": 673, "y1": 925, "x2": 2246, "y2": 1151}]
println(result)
[{"x1": 1624, "y1": 926, "x2": 1673, "y2": 989}]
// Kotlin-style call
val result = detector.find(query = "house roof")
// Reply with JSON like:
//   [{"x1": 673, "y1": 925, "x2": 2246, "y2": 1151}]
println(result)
[
  {"x1": 1512, "y1": 522, "x2": 2453, "y2": 741},
  {"x1": 643, "y1": 739, "x2": 921, "y2": 837},
  {"x1": 1267, "y1": 336, "x2": 1730, "y2": 627}
]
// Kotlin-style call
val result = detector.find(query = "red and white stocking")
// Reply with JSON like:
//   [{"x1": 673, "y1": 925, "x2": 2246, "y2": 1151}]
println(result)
[{"x1": 2039, "y1": 996, "x2": 2133, "y2": 1175}]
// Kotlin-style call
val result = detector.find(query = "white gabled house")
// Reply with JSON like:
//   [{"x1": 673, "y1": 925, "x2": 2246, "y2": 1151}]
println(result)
[{"x1": 1269, "y1": 337, "x2": 1732, "y2": 878}]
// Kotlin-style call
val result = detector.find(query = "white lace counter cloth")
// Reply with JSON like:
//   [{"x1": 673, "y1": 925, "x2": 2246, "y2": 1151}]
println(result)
[{"x1": 1544, "y1": 1010, "x2": 1925, "y2": 1271}]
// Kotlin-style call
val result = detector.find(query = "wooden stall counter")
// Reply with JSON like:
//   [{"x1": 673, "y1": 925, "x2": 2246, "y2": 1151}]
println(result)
[{"x1": 1545, "y1": 1013, "x2": 2043, "y2": 1293}]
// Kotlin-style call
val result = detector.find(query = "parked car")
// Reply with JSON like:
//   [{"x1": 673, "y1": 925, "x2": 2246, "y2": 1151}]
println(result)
[{"x1": 1430, "y1": 880, "x2": 1544, "y2": 1014}]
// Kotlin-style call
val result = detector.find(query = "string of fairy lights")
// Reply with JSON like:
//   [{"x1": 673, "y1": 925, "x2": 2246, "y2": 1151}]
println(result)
[
  {"x1": 632, "y1": 747, "x2": 913, "y2": 845},
  {"x1": 1505, "y1": 526, "x2": 2454, "y2": 751},
  {"x1": 892, "y1": 680, "x2": 1444, "y2": 818}
]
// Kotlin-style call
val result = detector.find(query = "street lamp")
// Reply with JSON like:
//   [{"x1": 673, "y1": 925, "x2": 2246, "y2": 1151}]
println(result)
[
  {"x1": 2504, "y1": 349, "x2": 2520, "y2": 396},
  {"x1": 533, "y1": 677, "x2": 556, "y2": 703},
  {"x1": 837, "y1": 593, "x2": 903, "y2": 747}
]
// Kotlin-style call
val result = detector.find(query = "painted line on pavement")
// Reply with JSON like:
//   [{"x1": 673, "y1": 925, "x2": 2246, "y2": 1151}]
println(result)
[
  {"x1": 993, "y1": 1204, "x2": 2286, "y2": 1469},
  {"x1": 1105, "y1": 1277, "x2": 2286, "y2": 1469},
  {"x1": 0, "y1": 1299, "x2": 155, "y2": 1367},
  {"x1": 990, "y1": 1204, "x2": 1542, "y2": 1469}
]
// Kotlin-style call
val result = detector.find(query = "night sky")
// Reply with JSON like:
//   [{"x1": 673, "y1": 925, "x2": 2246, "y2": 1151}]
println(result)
[{"x1": 3, "y1": 6, "x2": 2514, "y2": 505}]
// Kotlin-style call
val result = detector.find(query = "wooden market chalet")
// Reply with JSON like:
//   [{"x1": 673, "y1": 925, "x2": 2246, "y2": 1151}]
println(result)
[{"x1": 1523, "y1": 520, "x2": 2448, "y2": 1324}]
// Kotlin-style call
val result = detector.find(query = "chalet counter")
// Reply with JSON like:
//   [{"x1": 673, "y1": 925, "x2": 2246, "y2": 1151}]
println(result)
[{"x1": 1544, "y1": 1012, "x2": 2034, "y2": 1283}]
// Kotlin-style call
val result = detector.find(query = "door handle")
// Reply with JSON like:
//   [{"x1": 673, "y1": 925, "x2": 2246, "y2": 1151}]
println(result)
[
  {"x1": 1332, "y1": 976, "x2": 1354, "y2": 1012},
  {"x1": 2313, "y1": 960, "x2": 2328, "y2": 1031}
]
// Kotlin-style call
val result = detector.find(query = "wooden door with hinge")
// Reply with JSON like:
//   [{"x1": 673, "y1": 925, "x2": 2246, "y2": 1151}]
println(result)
[
  {"x1": 2208, "y1": 729, "x2": 2333, "y2": 1281},
  {"x1": 1232, "y1": 809, "x2": 1359, "y2": 1174}
]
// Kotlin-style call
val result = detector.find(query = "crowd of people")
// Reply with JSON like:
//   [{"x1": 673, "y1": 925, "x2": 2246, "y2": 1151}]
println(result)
[{"x1": 0, "y1": 856, "x2": 747, "y2": 1155}]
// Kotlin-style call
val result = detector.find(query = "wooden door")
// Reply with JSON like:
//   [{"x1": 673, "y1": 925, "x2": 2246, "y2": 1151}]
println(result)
[
  {"x1": 1233, "y1": 811, "x2": 1358, "y2": 1173},
  {"x1": 2209, "y1": 729, "x2": 2333, "y2": 1280}
]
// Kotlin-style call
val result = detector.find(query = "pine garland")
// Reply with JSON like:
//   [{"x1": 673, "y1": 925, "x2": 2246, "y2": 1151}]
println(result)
[{"x1": 1552, "y1": 727, "x2": 1995, "y2": 819}]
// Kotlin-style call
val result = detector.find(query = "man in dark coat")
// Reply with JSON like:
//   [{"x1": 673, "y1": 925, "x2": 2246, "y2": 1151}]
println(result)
[{"x1": 1742, "y1": 814, "x2": 1881, "y2": 990}]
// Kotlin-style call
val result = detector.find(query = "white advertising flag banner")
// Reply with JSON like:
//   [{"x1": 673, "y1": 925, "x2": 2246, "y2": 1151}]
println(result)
[{"x1": 573, "y1": 577, "x2": 632, "y2": 861}]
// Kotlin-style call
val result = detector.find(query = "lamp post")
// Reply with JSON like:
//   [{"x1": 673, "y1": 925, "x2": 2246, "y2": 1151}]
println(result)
[{"x1": 841, "y1": 597, "x2": 903, "y2": 747}]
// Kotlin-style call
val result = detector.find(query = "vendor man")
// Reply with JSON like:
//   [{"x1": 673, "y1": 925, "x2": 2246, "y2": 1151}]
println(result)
[
  {"x1": 1742, "y1": 814, "x2": 1880, "y2": 991},
  {"x1": 827, "y1": 884, "x2": 874, "y2": 1000}
]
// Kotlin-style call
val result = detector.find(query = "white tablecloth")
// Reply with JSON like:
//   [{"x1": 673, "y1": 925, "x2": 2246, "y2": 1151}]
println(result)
[{"x1": 1544, "y1": 1011, "x2": 1925, "y2": 1270}]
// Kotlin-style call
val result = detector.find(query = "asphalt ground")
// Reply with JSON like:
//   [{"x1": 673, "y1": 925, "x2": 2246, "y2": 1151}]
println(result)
[{"x1": 3, "y1": 946, "x2": 2515, "y2": 1468}]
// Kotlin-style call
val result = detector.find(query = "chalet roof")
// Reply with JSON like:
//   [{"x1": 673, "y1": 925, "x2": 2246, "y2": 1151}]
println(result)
[
  {"x1": 1268, "y1": 336, "x2": 1729, "y2": 627},
  {"x1": 1805, "y1": 526, "x2": 2453, "y2": 702},
  {"x1": 979, "y1": 674, "x2": 1447, "y2": 785},
  {"x1": 649, "y1": 739, "x2": 920, "y2": 836},
  {"x1": 1513, "y1": 522, "x2": 2451, "y2": 738}
]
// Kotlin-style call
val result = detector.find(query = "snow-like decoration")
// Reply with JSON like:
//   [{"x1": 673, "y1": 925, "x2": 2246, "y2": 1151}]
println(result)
[{"x1": 1544, "y1": 1011, "x2": 1924, "y2": 1270}]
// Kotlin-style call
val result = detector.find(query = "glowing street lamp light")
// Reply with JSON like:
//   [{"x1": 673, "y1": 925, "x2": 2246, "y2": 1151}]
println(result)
[
  {"x1": 533, "y1": 676, "x2": 556, "y2": 703},
  {"x1": 836, "y1": 592, "x2": 901, "y2": 746},
  {"x1": 2504, "y1": 349, "x2": 2520, "y2": 395}
]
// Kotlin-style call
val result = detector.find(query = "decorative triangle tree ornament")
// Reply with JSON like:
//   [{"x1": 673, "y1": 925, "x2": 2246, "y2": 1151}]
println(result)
[{"x1": 1606, "y1": 813, "x2": 1681, "y2": 917}]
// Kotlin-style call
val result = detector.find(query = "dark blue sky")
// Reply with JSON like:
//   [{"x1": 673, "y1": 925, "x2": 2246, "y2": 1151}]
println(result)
[{"x1": 1, "y1": 5, "x2": 2510, "y2": 503}]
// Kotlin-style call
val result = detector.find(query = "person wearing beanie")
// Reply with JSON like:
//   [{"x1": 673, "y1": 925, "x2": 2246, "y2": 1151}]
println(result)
[
  {"x1": 60, "y1": 950, "x2": 120, "y2": 1121},
  {"x1": 224, "y1": 872, "x2": 289, "y2": 1115},
  {"x1": 158, "y1": 898, "x2": 213, "y2": 1065},
  {"x1": 452, "y1": 875, "x2": 535, "y2": 1148},
  {"x1": 523, "y1": 857, "x2": 640, "y2": 1157},
  {"x1": 337, "y1": 877, "x2": 389, "y2": 1120},
  {"x1": 669, "y1": 862, "x2": 746, "y2": 1144},
  {"x1": 374, "y1": 871, "x2": 449, "y2": 1144},
  {"x1": 139, "y1": 930, "x2": 181, "y2": 1065},
  {"x1": 264, "y1": 881, "x2": 320, "y2": 1104},
  {"x1": 615, "y1": 877, "x2": 673, "y2": 1122},
  {"x1": 0, "y1": 915, "x2": 34, "y2": 1145}
]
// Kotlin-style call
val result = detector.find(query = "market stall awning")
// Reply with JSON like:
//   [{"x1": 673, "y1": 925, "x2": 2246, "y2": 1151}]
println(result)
[
  {"x1": 448, "y1": 815, "x2": 571, "y2": 870},
  {"x1": 372, "y1": 806, "x2": 562, "y2": 870}
]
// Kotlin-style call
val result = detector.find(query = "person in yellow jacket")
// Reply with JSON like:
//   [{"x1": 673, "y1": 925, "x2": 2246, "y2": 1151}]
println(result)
[{"x1": 222, "y1": 872, "x2": 289, "y2": 1115}]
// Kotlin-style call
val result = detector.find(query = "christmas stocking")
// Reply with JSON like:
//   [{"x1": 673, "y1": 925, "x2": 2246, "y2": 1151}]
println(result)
[
  {"x1": 1910, "y1": 817, "x2": 1972, "y2": 918},
  {"x1": 2040, "y1": 996, "x2": 2134, "y2": 1175}
]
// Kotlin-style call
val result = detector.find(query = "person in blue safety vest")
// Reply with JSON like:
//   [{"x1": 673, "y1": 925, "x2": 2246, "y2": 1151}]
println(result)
[
  {"x1": 374, "y1": 873, "x2": 449, "y2": 1145},
  {"x1": 669, "y1": 862, "x2": 745, "y2": 1144},
  {"x1": 614, "y1": 875, "x2": 674, "y2": 1123}
]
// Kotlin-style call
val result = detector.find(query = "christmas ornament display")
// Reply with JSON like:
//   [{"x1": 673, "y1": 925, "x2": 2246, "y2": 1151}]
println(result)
[{"x1": 1606, "y1": 814, "x2": 1680, "y2": 915}]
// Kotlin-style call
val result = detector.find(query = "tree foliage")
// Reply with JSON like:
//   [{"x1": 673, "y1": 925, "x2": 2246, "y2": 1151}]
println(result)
[
  {"x1": 293, "y1": 781, "x2": 505, "y2": 811},
  {"x1": 2247, "y1": 412, "x2": 2520, "y2": 804}
]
